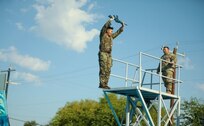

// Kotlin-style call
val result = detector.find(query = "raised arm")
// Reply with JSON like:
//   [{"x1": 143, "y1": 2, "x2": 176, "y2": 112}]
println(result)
[
  {"x1": 100, "y1": 19, "x2": 113, "y2": 40},
  {"x1": 112, "y1": 23, "x2": 124, "y2": 39}
]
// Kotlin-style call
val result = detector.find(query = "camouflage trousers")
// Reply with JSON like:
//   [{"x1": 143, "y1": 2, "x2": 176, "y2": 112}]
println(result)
[
  {"x1": 162, "y1": 70, "x2": 174, "y2": 92},
  {"x1": 98, "y1": 52, "x2": 112, "y2": 87}
]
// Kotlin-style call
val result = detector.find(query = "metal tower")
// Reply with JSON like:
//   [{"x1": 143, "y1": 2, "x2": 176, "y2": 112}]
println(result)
[
  {"x1": 0, "y1": 73, "x2": 9, "y2": 126},
  {"x1": 0, "y1": 68, "x2": 15, "y2": 126},
  {"x1": 103, "y1": 51, "x2": 184, "y2": 126}
]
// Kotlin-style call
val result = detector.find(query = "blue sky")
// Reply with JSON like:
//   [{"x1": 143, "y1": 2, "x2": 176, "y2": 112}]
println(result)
[{"x1": 0, "y1": 0, "x2": 204, "y2": 125}]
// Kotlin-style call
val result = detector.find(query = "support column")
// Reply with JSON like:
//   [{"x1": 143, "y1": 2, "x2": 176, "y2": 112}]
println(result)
[
  {"x1": 126, "y1": 96, "x2": 130, "y2": 126},
  {"x1": 157, "y1": 94, "x2": 161, "y2": 126}
]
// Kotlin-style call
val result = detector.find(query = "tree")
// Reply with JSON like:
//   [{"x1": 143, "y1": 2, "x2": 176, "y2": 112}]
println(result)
[
  {"x1": 50, "y1": 94, "x2": 126, "y2": 126},
  {"x1": 180, "y1": 97, "x2": 204, "y2": 126},
  {"x1": 50, "y1": 94, "x2": 168, "y2": 126},
  {"x1": 24, "y1": 121, "x2": 38, "y2": 126},
  {"x1": 95, "y1": 93, "x2": 126, "y2": 126},
  {"x1": 50, "y1": 99, "x2": 99, "y2": 126}
]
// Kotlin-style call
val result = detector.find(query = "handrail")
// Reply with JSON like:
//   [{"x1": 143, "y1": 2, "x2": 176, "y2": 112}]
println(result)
[
  {"x1": 111, "y1": 58, "x2": 140, "y2": 87},
  {"x1": 112, "y1": 58, "x2": 140, "y2": 68},
  {"x1": 141, "y1": 52, "x2": 183, "y2": 68},
  {"x1": 110, "y1": 52, "x2": 183, "y2": 95},
  {"x1": 141, "y1": 69, "x2": 183, "y2": 83}
]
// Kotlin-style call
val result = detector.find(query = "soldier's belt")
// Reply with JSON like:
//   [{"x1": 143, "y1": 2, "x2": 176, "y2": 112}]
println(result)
[
  {"x1": 162, "y1": 68, "x2": 174, "y2": 72},
  {"x1": 100, "y1": 51, "x2": 111, "y2": 54}
]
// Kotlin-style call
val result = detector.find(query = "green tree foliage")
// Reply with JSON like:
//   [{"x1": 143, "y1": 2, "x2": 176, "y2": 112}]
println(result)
[
  {"x1": 96, "y1": 94, "x2": 126, "y2": 126},
  {"x1": 50, "y1": 99, "x2": 99, "y2": 126},
  {"x1": 181, "y1": 97, "x2": 204, "y2": 126},
  {"x1": 148, "y1": 104, "x2": 166, "y2": 126},
  {"x1": 24, "y1": 121, "x2": 38, "y2": 126},
  {"x1": 50, "y1": 94, "x2": 126, "y2": 126},
  {"x1": 50, "y1": 94, "x2": 169, "y2": 126}
]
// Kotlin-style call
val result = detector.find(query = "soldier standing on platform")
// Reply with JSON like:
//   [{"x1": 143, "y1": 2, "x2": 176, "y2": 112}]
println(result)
[
  {"x1": 98, "y1": 15, "x2": 125, "y2": 89},
  {"x1": 157, "y1": 46, "x2": 177, "y2": 94}
]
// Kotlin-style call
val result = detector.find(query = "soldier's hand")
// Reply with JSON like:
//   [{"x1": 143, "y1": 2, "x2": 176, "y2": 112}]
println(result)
[
  {"x1": 114, "y1": 15, "x2": 122, "y2": 24},
  {"x1": 156, "y1": 69, "x2": 160, "y2": 74},
  {"x1": 121, "y1": 21, "x2": 125, "y2": 27},
  {"x1": 169, "y1": 61, "x2": 174, "y2": 65},
  {"x1": 108, "y1": 15, "x2": 115, "y2": 21}
]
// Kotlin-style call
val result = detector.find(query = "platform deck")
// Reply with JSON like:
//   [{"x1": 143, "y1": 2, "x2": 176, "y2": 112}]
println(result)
[{"x1": 103, "y1": 86, "x2": 179, "y2": 100}]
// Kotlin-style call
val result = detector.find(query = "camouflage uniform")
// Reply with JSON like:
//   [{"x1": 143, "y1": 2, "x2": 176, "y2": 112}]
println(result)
[
  {"x1": 157, "y1": 52, "x2": 177, "y2": 93},
  {"x1": 98, "y1": 20, "x2": 124, "y2": 88}
]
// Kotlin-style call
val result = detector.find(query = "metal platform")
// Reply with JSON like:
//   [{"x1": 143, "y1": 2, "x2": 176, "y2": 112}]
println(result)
[
  {"x1": 103, "y1": 86, "x2": 180, "y2": 126},
  {"x1": 102, "y1": 52, "x2": 183, "y2": 126},
  {"x1": 103, "y1": 86, "x2": 179, "y2": 100}
]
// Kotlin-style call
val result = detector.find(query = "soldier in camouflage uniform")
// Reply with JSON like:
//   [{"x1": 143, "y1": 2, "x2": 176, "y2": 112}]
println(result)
[
  {"x1": 157, "y1": 46, "x2": 177, "y2": 94},
  {"x1": 98, "y1": 16, "x2": 125, "y2": 89}
]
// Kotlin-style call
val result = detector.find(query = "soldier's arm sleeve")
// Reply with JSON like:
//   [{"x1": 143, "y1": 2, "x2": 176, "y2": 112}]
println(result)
[
  {"x1": 174, "y1": 54, "x2": 177, "y2": 63},
  {"x1": 170, "y1": 54, "x2": 177, "y2": 68},
  {"x1": 157, "y1": 56, "x2": 163, "y2": 73},
  {"x1": 112, "y1": 24, "x2": 124, "y2": 39},
  {"x1": 157, "y1": 63, "x2": 160, "y2": 73},
  {"x1": 170, "y1": 54, "x2": 177, "y2": 63},
  {"x1": 100, "y1": 19, "x2": 112, "y2": 39}
]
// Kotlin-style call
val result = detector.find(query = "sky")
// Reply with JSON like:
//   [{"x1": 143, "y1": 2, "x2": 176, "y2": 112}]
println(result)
[{"x1": 0, "y1": 0, "x2": 204, "y2": 125}]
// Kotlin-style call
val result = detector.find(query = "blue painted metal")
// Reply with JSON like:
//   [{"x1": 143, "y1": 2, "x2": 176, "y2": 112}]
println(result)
[
  {"x1": 128, "y1": 97, "x2": 137, "y2": 122},
  {"x1": 135, "y1": 88, "x2": 155, "y2": 126},
  {"x1": 103, "y1": 91, "x2": 121, "y2": 126},
  {"x1": 103, "y1": 86, "x2": 180, "y2": 126},
  {"x1": 104, "y1": 52, "x2": 183, "y2": 126},
  {"x1": 0, "y1": 74, "x2": 9, "y2": 126},
  {"x1": 104, "y1": 87, "x2": 178, "y2": 100}
]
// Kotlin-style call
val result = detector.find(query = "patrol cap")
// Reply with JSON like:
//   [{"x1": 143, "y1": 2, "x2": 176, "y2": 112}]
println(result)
[
  {"x1": 107, "y1": 26, "x2": 114, "y2": 30},
  {"x1": 161, "y1": 46, "x2": 169, "y2": 50},
  {"x1": 163, "y1": 46, "x2": 169, "y2": 49}
]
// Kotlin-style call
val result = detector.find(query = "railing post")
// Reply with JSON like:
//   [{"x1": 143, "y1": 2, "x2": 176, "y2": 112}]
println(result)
[
  {"x1": 158, "y1": 59, "x2": 162, "y2": 126},
  {"x1": 159, "y1": 59, "x2": 162, "y2": 93},
  {"x1": 125, "y1": 63, "x2": 128, "y2": 87},
  {"x1": 176, "y1": 66, "x2": 181, "y2": 126},
  {"x1": 177, "y1": 66, "x2": 181, "y2": 96},
  {"x1": 139, "y1": 52, "x2": 142, "y2": 88},
  {"x1": 158, "y1": 94, "x2": 161, "y2": 126}
]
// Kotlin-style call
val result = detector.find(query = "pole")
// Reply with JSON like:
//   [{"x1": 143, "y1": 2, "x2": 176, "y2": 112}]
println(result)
[
  {"x1": 0, "y1": 67, "x2": 15, "y2": 126},
  {"x1": 1, "y1": 67, "x2": 15, "y2": 98},
  {"x1": 169, "y1": 47, "x2": 177, "y2": 126}
]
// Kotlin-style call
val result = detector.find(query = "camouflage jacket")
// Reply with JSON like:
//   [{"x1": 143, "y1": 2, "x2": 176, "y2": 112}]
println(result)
[
  {"x1": 99, "y1": 20, "x2": 124, "y2": 54},
  {"x1": 157, "y1": 52, "x2": 177, "y2": 72}
]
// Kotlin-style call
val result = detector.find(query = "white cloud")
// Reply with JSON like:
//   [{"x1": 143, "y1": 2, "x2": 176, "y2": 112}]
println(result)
[
  {"x1": 16, "y1": 22, "x2": 25, "y2": 31},
  {"x1": 178, "y1": 57, "x2": 194, "y2": 70},
  {"x1": 20, "y1": 8, "x2": 29, "y2": 13},
  {"x1": 88, "y1": 3, "x2": 95, "y2": 12},
  {"x1": 0, "y1": 46, "x2": 51, "y2": 71},
  {"x1": 12, "y1": 72, "x2": 41, "y2": 85},
  {"x1": 32, "y1": 0, "x2": 99, "y2": 52},
  {"x1": 196, "y1": 83, "x2": 204, "y2": 91}
]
